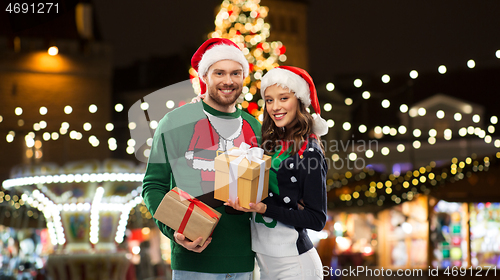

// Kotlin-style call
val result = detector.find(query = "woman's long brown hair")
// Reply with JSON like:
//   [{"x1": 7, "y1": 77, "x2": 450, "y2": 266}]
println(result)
[{"x1": 261, "y1": 92, "x2": 324, "y2": 156}]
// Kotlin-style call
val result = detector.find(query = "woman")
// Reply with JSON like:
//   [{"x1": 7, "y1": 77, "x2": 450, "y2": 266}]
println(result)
[{"x1": 226, "y1": 66, "x2": 329, "y2": 279}]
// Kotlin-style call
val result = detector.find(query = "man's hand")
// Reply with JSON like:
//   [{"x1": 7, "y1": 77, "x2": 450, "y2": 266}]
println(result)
[
  {"x1": 173, "y1": 231, "x2": 212, "y2": 253},
  {"x1": 225, "y1": 197, "x2": 267, "y2": 214}
]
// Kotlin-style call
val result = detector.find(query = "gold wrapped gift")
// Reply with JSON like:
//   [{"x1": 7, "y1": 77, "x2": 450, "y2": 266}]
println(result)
[{"x1": 214, "y1": 143, "x2": 271, "y2": 209}]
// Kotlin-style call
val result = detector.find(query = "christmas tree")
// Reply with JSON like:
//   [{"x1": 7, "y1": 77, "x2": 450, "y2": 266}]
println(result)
[{"x1": 190, "y1": 0, "x2": 287, "y2": 120}]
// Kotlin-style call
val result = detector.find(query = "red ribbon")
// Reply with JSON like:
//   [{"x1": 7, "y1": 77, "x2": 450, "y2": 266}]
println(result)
[{"x1": 172, "y1": 189, "x2": 219, "y2": 235}]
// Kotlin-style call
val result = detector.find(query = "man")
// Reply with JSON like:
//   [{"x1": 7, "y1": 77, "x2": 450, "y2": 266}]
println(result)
[{"x1": 142, "y1": 38, "x2": 261, "y2": 280}]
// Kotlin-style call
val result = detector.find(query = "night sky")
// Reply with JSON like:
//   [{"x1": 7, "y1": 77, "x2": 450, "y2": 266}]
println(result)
[
  {"x1": 92, "y1": 0, "x2": 500, "y2": 109},
  {"x1": 91, "y1": 0, "x2": 500, "y2": 74},
  {"x1": 3, "y1": 0, "x2": 500, "y2": 115}
]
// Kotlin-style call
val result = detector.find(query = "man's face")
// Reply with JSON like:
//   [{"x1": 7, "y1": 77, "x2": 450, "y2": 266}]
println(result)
[{"x1": 204, "y1": 60, "x2": 244, "y2": 107}]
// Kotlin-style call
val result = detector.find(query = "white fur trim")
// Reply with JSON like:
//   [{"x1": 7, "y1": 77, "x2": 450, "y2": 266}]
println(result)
[
  {"x1": 197, "y1": 44, "x2": 249, "y2": 80},
  {"x1": 260, "y1": 68, "x2": 311, "y2": 107},
  {"x1": 312, "y1": 114, "x2": 329, "y2": 136},
  {"x1": 185, "y1": 151, "x2": 194, "y2": 160},
  {"x1": 192, "y1": 159, "x2": 215, "y2": 171}
]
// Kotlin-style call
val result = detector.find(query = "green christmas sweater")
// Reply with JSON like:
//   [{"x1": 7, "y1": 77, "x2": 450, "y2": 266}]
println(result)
[{"x1": 142, "y1": 101, "x2": 261, "y2": 273}]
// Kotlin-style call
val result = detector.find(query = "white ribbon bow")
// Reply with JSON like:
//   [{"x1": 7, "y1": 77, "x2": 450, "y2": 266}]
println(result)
[
  {"x1": 227, "y1": 142, "x2": 266, "y2": 204},
  {"x1": 228, "y1": 142, "x2": 264, "y2": 164}
]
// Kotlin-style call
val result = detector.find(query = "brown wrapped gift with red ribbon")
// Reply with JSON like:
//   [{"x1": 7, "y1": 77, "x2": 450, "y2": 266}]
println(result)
[{"x1": 153, "y1": 187, "x2": 221, "y2": 244}]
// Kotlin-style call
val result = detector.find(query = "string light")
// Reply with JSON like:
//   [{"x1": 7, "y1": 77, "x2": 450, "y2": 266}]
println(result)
[
  {"x1": 413, "y1": 140, "x2": 421, "y2": 149},
  {"x1": 438, "y1": 65, "x2": 447, "y2": 74},
  {"x1": 429, "y1": 129, "x2": 437, "y2": 137},
  {"x1": 418, "y1": 107, "x2": 426, "y2": 116},
  {"x1": 40, "y1": 107, "x2": 48, "y2": 115},
  {"x1": 64, "y1": 106, "x2": 73, "y2": 114},
  {"x1": 105, "y1": 123, "x2": 114, "y2": 131},
  {"x1": 15, "y1": 107, "x2": 23, "y2": 116},
  {"x1": 326, "y1": 83, "x2": 335, "y2": 91},
  {"x1": 365, "y1": 150, "x2": 374, "y2": 158},
  {"x1": 89, "y1": 104, "x2": 98, "y2": 113},
  {"x1": 149, "y1": 120, "x2": 158, "y2": 129},
  {"x1": 335, "y1": 150, "x2": 494, "y2": 208},
  {"x1": 413, "y1": 129, "x2": 422, "y2": 137},
  {"x1": 467, "y1": 59, "x2": 476, "y2": 68},
  {"x1": 343, "y1": 122, "x2": 351, "y2": 131},
  {"x1": 48, "y1": 46, "x2": 58, "y2": 56},
  {"x1": 115, "y1": 104, "x2": 124, "y2": 112},
  {"x1": 381, "y1": 99, "x2": 390, "y2": 108},
  {"x1": 409, "y1": 70, "x2": 418, "y2": 79},
  {"x1": 83, "y1": 122, "x2": 92, "y2": 131},
  {"x1": 2, "y1": 172, "x2": 144, "y2": 189}
]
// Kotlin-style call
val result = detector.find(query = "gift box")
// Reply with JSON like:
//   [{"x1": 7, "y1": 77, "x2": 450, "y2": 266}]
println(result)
[
  {"x1": 153, "y1": 187, "x2": 221, "y2": 244},
  {"x1": 214, "y1": 143, "x2": 271, "y2": 209}
]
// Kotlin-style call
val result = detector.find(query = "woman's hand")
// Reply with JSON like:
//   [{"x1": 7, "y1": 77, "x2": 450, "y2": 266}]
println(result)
[
  {"x1": 225, "y1": 197, "x2": 267, "y2": 214},
  {"x1": 190, "y1": 93, "x2": 206, "y2": 103}
]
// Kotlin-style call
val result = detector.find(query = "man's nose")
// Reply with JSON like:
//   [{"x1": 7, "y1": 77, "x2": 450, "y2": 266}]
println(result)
[{"x1": 223, "y1": 74, "x2": 234, "y2": 84}]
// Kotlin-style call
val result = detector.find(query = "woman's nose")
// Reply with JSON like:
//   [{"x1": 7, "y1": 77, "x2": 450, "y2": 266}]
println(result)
[{"x1": 272, "y1": 101, "x2": 281, "y2": 111}]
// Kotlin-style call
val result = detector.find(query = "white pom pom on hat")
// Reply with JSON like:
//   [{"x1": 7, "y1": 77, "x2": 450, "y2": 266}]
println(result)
[{"x1": 260, "y1": 66, "x2": 329, "y2": 136}]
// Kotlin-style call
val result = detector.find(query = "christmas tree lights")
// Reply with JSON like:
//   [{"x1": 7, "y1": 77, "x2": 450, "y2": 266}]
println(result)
[{"x1": 189, "y1": 0, "x2": 287, "y2": 117}]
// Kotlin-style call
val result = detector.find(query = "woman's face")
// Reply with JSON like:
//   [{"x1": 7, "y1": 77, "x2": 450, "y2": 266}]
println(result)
[{"x1": 264, "y1": 84, "x2": 299, "y2": 130}]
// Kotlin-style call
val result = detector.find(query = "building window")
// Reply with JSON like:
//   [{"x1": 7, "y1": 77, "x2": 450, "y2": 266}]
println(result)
[
  {"x1": 279, "y1": 15, "x2": 287, "y2": 32},
  {"x1": 290, "y1": 17, "x2": 298, "y2": 34}
]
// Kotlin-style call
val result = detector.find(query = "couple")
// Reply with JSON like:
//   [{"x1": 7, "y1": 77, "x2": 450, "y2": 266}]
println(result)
[{"x1": 142, "y1": 38, "x2": 329, "y2": 280}]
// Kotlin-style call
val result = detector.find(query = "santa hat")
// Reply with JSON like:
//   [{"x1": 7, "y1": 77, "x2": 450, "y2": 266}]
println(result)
[
  {"x1": 191, "y1": 38, "x2": 249, "y2": 94},
  {"x1": 260, "y1": 66, "x2": 329, "y2": 136}
]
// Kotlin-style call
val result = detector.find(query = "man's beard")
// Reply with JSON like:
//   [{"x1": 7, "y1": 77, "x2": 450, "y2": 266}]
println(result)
[{"x1": 208, "y1": 86, "x2": 241, "y2": 106}]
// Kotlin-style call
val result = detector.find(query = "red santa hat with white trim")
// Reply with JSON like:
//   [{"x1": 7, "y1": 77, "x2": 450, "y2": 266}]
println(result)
[
  {"x1": 260, "y1": 66, "x2": 329, "y2": 137},
  {"x1": 191, "y1": 38, "x2": 249, "y2": 94}
]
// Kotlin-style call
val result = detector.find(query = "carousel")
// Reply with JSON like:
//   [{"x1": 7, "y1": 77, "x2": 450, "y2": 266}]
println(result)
[{"x1": 2, "y1": 159, "x2": 145, "y2": 280}]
